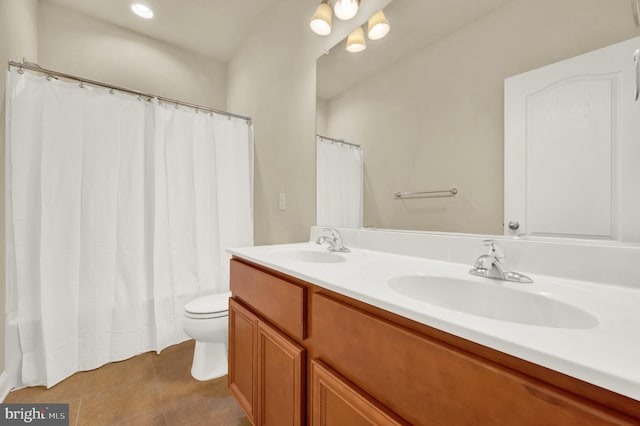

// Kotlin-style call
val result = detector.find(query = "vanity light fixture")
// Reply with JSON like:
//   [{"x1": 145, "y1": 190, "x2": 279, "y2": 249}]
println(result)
[
  {"x1": 309, "y1": 1, "x2": 390, "y2": 48},
  {"x1": 346, "y1": 26, "x2": 366, "y2": 52},
  {"x1": 310, "y1": 0, "x2": 362, "y2": 35},
  {"x1": 367, "y1": 10, "x2": 390, "y2": 40},
  {"x1": 333, "y1": 0, "x2": 360, "y2": 21},
  {"x1": 310, "y1": 0, "x2": 333, "y2": 36},
  {"x1": 131, "y1": 3, "x2": 154, "y2": 19}
]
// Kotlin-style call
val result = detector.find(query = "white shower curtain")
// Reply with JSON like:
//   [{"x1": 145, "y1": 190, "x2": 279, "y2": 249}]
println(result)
[
  {"x1": 5, "y1": 68, "x2": 253, "y2": 388},
  {"x1": 316, "y1": 136, "x2": 363, "y2": 228}
]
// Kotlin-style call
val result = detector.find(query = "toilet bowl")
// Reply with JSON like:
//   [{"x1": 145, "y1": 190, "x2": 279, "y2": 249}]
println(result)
[{"x1": 183, "y1": 291, "x2": 231, "y2": 381}]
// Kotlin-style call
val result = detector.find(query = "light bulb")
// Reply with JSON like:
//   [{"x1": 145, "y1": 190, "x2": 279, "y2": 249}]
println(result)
[
  {"x1": 367, "y1": 10, "x2": 390, "y2": 40},
  {"x1": 346, "y1": 27, "x2": 366, "y2": 52},
  {"x1": 131, "y1": 3, "x2": 154, "y2": 19},
  {"x1": 334, "y1": 0, "x2": 360, "y2": 21},
  {"x1": 310, "y1": 2, "x2": 332, "y2": 36}
]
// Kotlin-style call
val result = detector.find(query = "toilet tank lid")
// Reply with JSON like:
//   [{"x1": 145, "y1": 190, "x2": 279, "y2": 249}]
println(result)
[{"x1": 185, "y1": 291, "x2": 232, "y2": 314}]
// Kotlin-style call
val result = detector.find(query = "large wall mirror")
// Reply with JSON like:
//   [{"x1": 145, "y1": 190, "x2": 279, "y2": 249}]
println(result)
[{"x1": 316, "y1": 0, "x2": 639, "y2": 236}]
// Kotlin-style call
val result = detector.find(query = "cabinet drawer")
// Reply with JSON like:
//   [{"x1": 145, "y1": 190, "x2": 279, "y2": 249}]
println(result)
[
  {"x1": 230, "y1": 259, "x2": 307, "y2": 341},
  {"x1": 312, "y1": 293, "x2": 632, "y2": 426}
]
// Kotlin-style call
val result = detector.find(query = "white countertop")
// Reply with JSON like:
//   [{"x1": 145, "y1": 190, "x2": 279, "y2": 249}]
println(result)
[{"x1": 229, "y1": 242, "x2": 640, "y2": 401}]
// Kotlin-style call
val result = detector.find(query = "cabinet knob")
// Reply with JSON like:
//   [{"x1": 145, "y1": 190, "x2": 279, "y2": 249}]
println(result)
[{"x1": 508, "y1": 221, "x2": 520, "y2": 231}]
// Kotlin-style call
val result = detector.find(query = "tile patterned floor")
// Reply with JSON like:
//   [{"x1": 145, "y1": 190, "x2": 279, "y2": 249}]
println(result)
[{"x1": 4, "y1": 340, "x2": 251, "y2": 426}]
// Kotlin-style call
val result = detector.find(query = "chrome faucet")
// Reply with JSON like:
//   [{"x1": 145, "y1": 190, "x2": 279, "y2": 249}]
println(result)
[
  {"x1": 469, "y1": 240, "x2": 533, "y2": 283},
  {"x1": 315, "y1": 228, "x2": 350, "y2": 253}
]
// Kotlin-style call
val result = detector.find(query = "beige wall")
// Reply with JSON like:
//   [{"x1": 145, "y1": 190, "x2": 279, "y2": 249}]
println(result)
[
  {"x1": 0, "y1": 0, "x2": 39, "y2": 376},
  {"x1": 324, "y1": 0, "x2": 640, "y2": 234},
  {"x1": 227, "y1": 0, "x2": 389, "y2": 245},
  {"x1": 38, "y1": 1, "x2": 227, "y2": 109},
  {"x1": 316, "y1": 98, "x2": 328, "y2": 137}
]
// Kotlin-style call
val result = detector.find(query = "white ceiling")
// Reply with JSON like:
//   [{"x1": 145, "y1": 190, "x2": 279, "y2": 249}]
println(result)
[
  {"x1": 317, "y1": 0, "x2": 514, "y2": 100},
  {"x1": 43, "y1": 0, "x2": 514, "y2": 89},
  {"x1": 44, "y1": 0, "x2": 280, "y2": 61}
]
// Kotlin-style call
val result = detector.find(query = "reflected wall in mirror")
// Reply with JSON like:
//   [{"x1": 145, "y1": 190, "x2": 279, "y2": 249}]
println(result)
[{"x1": 316, "y1": 0, "x2": 639, "y2": 235}]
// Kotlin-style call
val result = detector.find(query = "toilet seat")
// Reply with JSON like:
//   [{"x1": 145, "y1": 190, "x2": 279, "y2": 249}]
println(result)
[
  {"x1": 185, "y1": 311, "x2": 229, "y2": 320},
  {"x1": 184, "y1": 291, "x2": 231, "y2": 319}
]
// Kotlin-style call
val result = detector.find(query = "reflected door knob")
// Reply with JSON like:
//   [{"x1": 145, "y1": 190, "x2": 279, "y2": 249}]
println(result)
[{"x1": 508, "y1": 221, "x2": 520, "y2": 231}]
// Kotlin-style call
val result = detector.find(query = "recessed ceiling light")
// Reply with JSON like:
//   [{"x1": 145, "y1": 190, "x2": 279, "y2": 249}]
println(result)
[{"x1": 131, "y1": 3, "x2": 154, "y2": 19}]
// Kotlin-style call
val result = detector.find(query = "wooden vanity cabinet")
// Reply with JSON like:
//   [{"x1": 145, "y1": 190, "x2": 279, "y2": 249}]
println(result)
[
  {"x1": 229, "y1": 260, "x2": 306, "y2": 426},
  {"x1": 229, "y1": 258, "x2": 640, "y2": 425}
]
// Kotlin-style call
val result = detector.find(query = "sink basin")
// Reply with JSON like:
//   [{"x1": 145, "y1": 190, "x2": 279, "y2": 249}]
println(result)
[
  {"x1": 388, "y1": 275, "x2": 598, "y2": 329},
  {"x1": 270, "y1": 249, "x2": 346, "y2": 263}
]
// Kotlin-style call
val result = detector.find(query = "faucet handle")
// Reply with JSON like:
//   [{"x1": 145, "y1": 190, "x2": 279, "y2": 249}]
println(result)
[
  {"x1": 323, "y1": 227, "x2": 339, "y2": 237},
  {"x1": 318, "y1": 228, "x2": 350, "y2": 252},
  {"x1": 322, "y1": 228, "x2": 343, "y2": 244},
  {"x1": 482, "y1": 239, "x2": 505, "y2": 261}
]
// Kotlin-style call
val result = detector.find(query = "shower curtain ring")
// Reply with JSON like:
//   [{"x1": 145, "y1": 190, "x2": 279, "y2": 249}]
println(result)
[
  {"x1": 79, "y1": 82, "x2": 84, "y2": 88},
  {"x1": 46, "y1": 74, "x2": 52, "y2": 81},
  {"x1": 109, "y1": 88, "x2": 115, "y2": 95},
  {"x1": 17, "y1": 66, "x2": 24, "y2": 75}
]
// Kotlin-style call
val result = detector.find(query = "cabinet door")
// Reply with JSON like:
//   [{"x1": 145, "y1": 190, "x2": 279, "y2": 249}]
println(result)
[
  {"x1": 256, "y1": 320, "x2": 304, "y2": 426},
  {"x1": 229, "y1": 299, "x2": 258, "y2": 424},
  {"x1": 310, "y1": 359, "x2": 407, "y2": 426}
]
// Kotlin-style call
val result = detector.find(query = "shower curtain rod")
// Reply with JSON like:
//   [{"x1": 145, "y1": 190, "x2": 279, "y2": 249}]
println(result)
[
  {"x1": 8, "y1": 60, "x2": 252, "y2": 123},
  {"x1": 317, "y1": 134, "x2": 361, "y2": 148}
]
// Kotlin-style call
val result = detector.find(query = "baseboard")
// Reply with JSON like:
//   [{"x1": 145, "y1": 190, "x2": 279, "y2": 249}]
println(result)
[{"x1": 0, "y1": 371, "x2": 11, "y2": 402}]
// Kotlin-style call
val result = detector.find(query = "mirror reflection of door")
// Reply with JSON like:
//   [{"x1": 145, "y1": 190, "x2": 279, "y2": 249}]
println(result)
[{"x1": 505, "y1": 36, "x2": 640, "y2": 242}]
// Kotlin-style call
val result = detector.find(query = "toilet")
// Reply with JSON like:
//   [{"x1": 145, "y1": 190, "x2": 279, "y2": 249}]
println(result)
[{"x1": 183, "y1": 291, "x2": 232, "y2": 381}]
